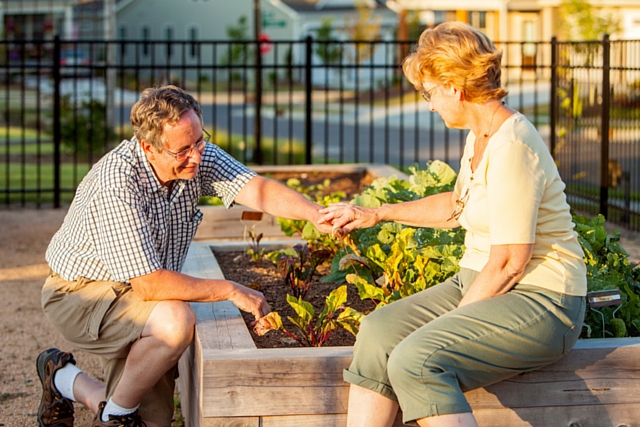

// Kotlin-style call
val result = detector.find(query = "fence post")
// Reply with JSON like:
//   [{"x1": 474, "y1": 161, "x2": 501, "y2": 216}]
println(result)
[
  {"x1": 53, "y1": 35, "x2": 61, "y2": 209},
  {"x1": 253, "y1": 0, "x2": 263, "y2": 165},
  {"x1": 600, "y1": 34, "x2": 611, "y2": 217},
  {"x1": 304, "y1": 35, "x2": 312, "y2": 165},
  {"x1": 550, "y1": 37, "x2": 557, "y2": 158}
]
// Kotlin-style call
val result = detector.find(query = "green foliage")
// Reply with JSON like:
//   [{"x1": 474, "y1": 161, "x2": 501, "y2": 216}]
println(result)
[
  {"x1": 315, "y1": 18, "x2": 342, "y2": 65},
  {"x1": 223, "y1": 16, "x2": 254, "y2": 80},
  {"x1": 558, "y1": 0, "x2": 620, "y2": 41},
  {"x1": 246, "y1": 229, "x2": 266, "y2": 264},
  {"x1": 254, "y1": 285, "x2": 364, "y2": 347},
  {"x1": 58, "y1": 95, "x2": 116, "y2": 160},
  {"x1": 573, "y1": 214, "x2": 640, "y2": 338},
  {"x1": 325, "y1": 162, "x2": 465, "y2": 308},
  {"x1": 276, "y1": 244, "x2": 332, "y2": 299}
]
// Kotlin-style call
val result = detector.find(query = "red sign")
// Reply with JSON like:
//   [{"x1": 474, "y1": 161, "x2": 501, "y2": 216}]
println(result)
[{"x1": 259, "y1": 33, "x2": 273, "y2": 55}]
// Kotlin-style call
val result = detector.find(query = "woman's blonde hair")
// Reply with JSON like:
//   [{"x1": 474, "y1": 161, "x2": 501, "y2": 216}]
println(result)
[
  {"x1": 130, "y1": 85, "x2": 203, "y2": 150},
  {"x1": 402, "y1": 21, "x2": 508, "y2": 104}
]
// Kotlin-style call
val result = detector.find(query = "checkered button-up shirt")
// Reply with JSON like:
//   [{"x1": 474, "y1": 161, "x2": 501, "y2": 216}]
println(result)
[{"x1": 46, "y1": 137, "x2": 256, "y2": 283}]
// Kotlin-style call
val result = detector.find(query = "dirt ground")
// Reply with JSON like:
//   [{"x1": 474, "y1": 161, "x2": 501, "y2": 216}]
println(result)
[{"x1": 2, "y1": 207, "x2": 640, "y2": 427}]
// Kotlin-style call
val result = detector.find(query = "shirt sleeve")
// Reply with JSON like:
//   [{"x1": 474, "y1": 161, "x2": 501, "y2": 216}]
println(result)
[
  {"x1": 486, "y1": 141, "x2": 545, "y2": 245},
  {"x1": 199, "y1": 144, "x2": 257, "y2": 207},
  {"x1": 87, "y1": 188, "x2": 162, "y2": 282}
]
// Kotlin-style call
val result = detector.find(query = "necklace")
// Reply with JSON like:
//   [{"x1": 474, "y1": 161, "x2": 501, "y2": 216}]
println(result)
[{"x1": 483, "y1": 101, "x2": 505, "y2": 138}]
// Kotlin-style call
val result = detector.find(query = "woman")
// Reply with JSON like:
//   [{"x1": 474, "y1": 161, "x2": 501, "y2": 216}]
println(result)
[{"x1": 319, "y1": 22, "x2": 587, "y2": 427}]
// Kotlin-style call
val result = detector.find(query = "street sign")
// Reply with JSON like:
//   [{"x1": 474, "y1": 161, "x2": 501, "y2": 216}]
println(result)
[{"x1": 262, "y1": 11, "x2": 286, "y2": 28}]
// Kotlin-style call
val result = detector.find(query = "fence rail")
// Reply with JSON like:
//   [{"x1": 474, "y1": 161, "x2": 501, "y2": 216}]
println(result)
[{"x1": 1, "y1": 36, "x2": 639, "y2": 230}]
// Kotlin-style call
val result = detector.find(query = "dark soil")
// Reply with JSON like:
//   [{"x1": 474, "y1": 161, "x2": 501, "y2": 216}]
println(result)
[
  {"x1": 262, "y1": 170, "x2": 375, "y2": 201},
  {"x1": 214, "y1": 250, "x2": 375, "y2": 348}
]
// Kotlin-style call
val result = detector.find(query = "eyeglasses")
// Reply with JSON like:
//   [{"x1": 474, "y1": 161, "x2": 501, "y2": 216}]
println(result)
[
  {"x1": 420, "y1": 84, "x2": 441, "y2": 103},
  {"x1": 163, "y1": 129, "x2": 211, "y2": 161},
  {"x1": 447, "y1": 184, "x2": 470, "y2": 221}
]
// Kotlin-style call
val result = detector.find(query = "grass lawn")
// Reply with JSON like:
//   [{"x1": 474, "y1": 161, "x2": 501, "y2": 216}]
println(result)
[{"x1": 0, "y1": 162, "x2": 90, "y2": 204}]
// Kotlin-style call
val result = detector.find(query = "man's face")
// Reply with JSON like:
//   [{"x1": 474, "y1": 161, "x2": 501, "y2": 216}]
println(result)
[{"x1": 143, "y1": 110, "x2": 204, "y2": 186}]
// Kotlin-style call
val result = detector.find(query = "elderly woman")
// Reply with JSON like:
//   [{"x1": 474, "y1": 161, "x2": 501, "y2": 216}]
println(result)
[{"x1": 319, "y1": 22, "x2": 587, "y2": 427}]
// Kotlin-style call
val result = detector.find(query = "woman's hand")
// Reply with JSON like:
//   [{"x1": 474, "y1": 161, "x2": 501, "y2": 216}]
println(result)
[{"x1": 318, "y1": 203, "x2": 383, "y2": 234}]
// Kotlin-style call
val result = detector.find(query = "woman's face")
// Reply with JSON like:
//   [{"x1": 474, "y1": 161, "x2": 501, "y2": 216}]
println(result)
[{"x1": 421, "y1": 79, "x2": 467, "y2": 130}]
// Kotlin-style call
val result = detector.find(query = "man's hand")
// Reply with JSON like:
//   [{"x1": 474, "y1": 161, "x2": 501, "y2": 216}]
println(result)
[
  {"x1": 318, "y1": 203, "x2": 382, "y2": 234},
  {"x1": 228, "y1": 282, "x2": 271, "y2": 326}
]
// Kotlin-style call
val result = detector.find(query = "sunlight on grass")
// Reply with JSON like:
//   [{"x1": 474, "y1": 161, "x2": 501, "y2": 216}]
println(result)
[
  {"x1": 0, "y1": 126, "x2": 51, "y2": 141},
  {"x1": 0, "y1": 162, "x2": 90, "y2": 204}
]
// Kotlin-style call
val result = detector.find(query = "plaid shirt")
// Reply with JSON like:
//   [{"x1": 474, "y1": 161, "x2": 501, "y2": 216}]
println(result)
[{"x1": 46, "y1": 137, "x2": 256, "y2": 283}]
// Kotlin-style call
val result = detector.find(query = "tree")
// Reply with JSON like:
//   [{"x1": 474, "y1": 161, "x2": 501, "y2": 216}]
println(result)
[
  {"x1": 223, "y1": 16, "x2": 254, "y2": 80},
  {"x1": 558, "y1": 0, "x2": 620, "y2": 41},
  {"x1": 315, "y1": 18, "x2": 343, "y2": 65},
  {"x1": 344, "y1": 0, "x2": 382, "y2": 63}
]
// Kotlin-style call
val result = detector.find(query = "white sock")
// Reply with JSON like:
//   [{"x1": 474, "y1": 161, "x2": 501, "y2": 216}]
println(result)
[
  {"x1": 101, "y1": 398, "x2": 139, "y2": 422},
  {"x1": 53, "y1": 362, "x2": 82, "y2": 402}
]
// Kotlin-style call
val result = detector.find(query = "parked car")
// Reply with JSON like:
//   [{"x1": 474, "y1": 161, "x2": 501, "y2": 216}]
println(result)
[{"x1": 60, "y1": 49, "x2": 91, "y2": 76}]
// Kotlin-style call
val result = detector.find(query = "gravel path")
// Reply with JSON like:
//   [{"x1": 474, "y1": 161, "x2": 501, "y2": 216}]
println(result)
[
  {"x1": 1, "y1": 207, "x2": 639, "y2": 426},
  {"x1": 0, "y1": 208, "x2": 103, "y2": 426}
]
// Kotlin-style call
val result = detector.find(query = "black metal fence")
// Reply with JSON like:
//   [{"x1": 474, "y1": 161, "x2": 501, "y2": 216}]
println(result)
[
  {"x1": 552, "y1": 37, "x2": 640, "y2": 229},
  {"x1": 1, "y1": 36, "x2": 639, "y2": 231}
]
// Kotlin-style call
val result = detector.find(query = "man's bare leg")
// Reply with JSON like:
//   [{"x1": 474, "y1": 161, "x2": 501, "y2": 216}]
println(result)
[{"x1": 72, "y1": 300, "x2": 195, "y2": 427}]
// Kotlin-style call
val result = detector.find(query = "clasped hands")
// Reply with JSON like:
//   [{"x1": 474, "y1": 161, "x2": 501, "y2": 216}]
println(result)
[{"x1": 316, "y1": 202, "x2": 382, "y2": 237}]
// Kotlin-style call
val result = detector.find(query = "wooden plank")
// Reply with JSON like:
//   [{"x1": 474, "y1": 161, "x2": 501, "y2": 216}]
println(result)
[
  {"x1": 203, "y1": 417, "x2": 259, "y2": 427},
  {"x1": 201, "y1": 347, "x2": 352, "y2": 417},
  {"x1": 195, "y1": 205, "x2": 287, "y2": 241},
  {"x1": 472, "y1": 402, "x2": 640, "y2": 427},
  {"x1": 260, "y1": 412, "x2": 405, "y2": 427},
  {"x1": 199, "y1": 341, "x2": 640, "y2": 418},
  {"x1": 182, "y1": 242, "x2": 224, "y2": 279}
]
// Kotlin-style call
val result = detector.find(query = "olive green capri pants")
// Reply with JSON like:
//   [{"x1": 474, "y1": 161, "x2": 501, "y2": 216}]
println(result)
[
  {"x1": 41, "y1": 273, "x2": 176, "y2": 426},
  {"x1": 343, "y1": 268, "x2": 585, "y2": 425}
]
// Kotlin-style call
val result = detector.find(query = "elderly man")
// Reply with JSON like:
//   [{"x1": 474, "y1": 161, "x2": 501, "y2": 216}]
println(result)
[{"x1": 36, "y1": 85, "x2": 333, "y2": 427}]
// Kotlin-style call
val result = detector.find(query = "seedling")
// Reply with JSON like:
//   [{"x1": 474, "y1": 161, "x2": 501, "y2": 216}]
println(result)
[{"x1": 277, "y1": 244, "x2": 332, "y2": 299}]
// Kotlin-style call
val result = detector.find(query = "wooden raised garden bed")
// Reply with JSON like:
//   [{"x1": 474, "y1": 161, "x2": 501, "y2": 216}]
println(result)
[
  {"x1": 177, "y1": 164, "x2": 640, "y2": 427},
  {"x1": 178, "y1": 241, "x2": 640, "y2": 427}
]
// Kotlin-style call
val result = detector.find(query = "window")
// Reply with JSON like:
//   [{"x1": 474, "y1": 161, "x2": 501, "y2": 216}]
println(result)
[
  {"x1": 468, "y1": 11, "x2": 487, "y2": 31},
  {"x1": 119, "y1": 26, "x2": 127, "y2": 56},
  {"x1": 188, "y1": 26, "x2": 199, "y2": 58},
  {"x1": 141, "y1": 26, "x2": 150, "y2": 56},
  {"x1": 165, "y1": 26, "x2": 174, "y2": 58}
]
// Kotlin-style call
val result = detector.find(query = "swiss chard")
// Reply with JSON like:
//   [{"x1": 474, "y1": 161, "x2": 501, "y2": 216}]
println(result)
[{"x1": 254, "y1": 285, "x2": 364, "y2": 347}]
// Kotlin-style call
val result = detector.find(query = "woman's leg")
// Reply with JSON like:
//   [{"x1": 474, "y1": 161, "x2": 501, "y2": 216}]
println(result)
[
  {"x1": 345, "y1": 273, "x2": 471, "y2": 426},
  {"x1": 347, "y1": 384, "x2": 399, "y2": 427},
  {"x1": 387, "y1": 285, "x2": 585, "y2": 426}
]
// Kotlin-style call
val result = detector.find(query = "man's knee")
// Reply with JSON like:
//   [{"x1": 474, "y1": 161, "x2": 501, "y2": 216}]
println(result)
[{"x1": 144, "y1": 301, "x2": 195, "y2": 350}]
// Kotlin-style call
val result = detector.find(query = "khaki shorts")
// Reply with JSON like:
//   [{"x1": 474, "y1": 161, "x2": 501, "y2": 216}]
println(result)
[{"x1": 41, "y1": 273, "x2": 175, "y2": 425}]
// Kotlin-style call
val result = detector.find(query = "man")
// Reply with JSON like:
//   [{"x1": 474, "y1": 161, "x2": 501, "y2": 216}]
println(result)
[{"x1": 37, "y1": 85, "x2": 333, "y2": 427}]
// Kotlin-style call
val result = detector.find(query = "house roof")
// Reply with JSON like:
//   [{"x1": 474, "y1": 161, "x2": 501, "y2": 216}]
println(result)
[{"x1": 281, "y1": 0, "x2": 389, "y2": 13}]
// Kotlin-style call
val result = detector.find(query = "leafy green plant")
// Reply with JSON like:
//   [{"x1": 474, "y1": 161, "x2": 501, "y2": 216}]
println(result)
[
  {"x1": 574, "y1": 214, "x2": 640, "y2": 338},
  {"x1": 253, "y1": 285, "x2": 364, "y2": 347},
  {"x1": 246, "y1": 229, "x2": 265, "y2": 264},
  {"x1": 57, "y1": 95, "x2": 116, "y2": 160},
  {"x1": 315, "y1": 18, "x2": 343, "y2": 65},
  {"x1": 322, "y1": 161, "x2": 464, "y2": 307},
  {"x1": 276, "y1": 244, "x2": 332, "y2": 299}
]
